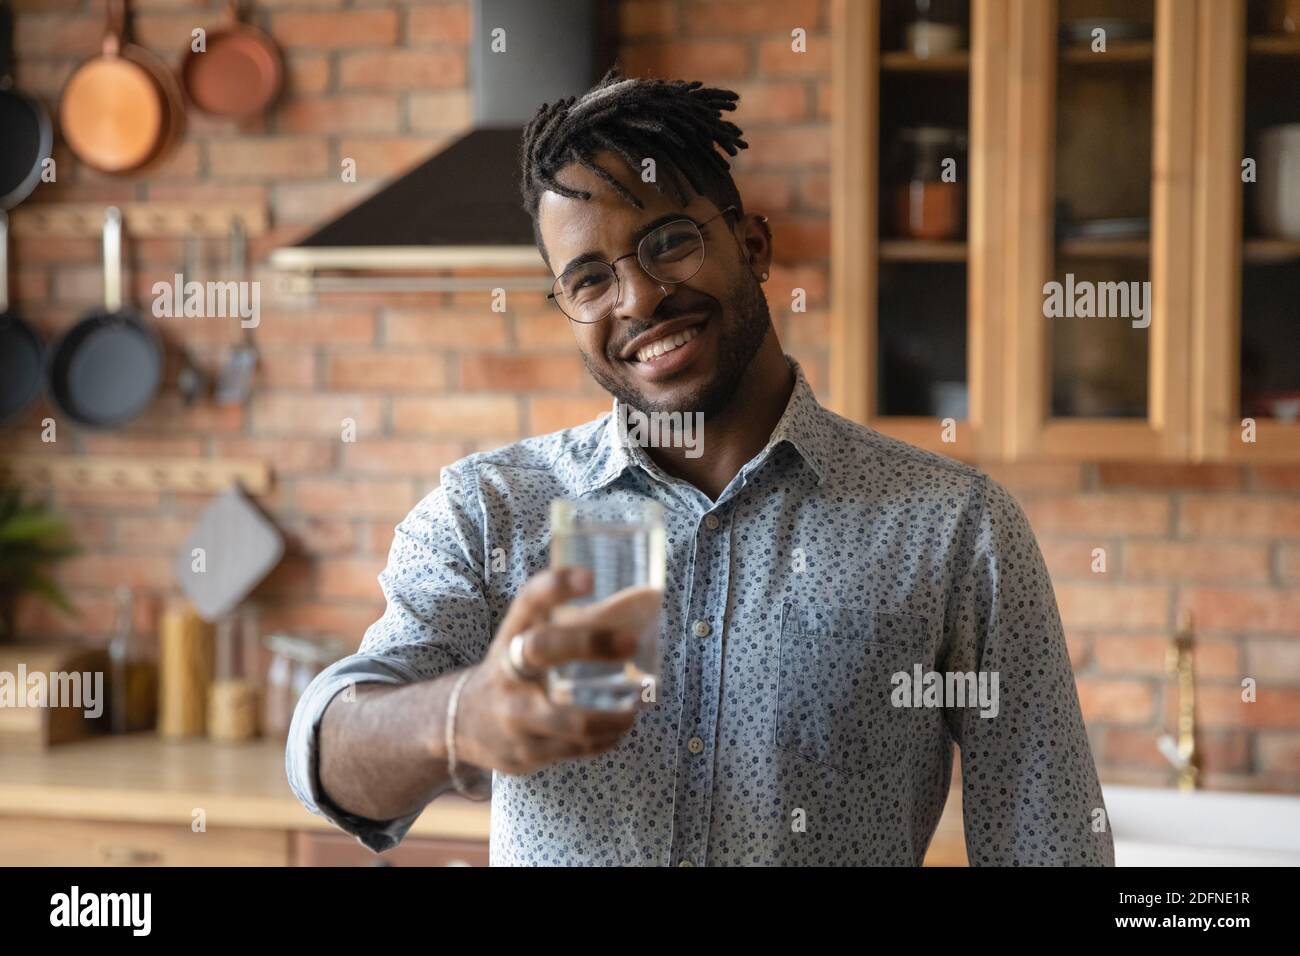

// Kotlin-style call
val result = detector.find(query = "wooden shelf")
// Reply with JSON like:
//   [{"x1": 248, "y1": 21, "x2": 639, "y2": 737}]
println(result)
[
  {"x1": 1247, "y1": 35, "x2": 1300, "y2": 57},
  {"x1": 0, "y1": 454, "x2": 271, "y2": 495},
  {"x1": 879, "y1": 239, "x2": 967, "y2": 262},
  {"x1": 880, "y1": 50, "x2": 969, "y2": 73},
  {"x1": 1058, "y1": 238, "x2": 1150, "y2": 259},
  {"x1": 9, "y1": 202, "x2": 268, "y2": 239},
  {"x1": 1060, "y1": 40, "x2": 1153, "y2": 64},
  {"x1": 1244, "y1": 238, "x2": 1300, "y2": 263}
]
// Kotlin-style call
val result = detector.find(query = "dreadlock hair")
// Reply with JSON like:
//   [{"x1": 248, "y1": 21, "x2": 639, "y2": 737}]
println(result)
[{"x1": 519, "y1": 66, "x2": 749, "y2": 265}]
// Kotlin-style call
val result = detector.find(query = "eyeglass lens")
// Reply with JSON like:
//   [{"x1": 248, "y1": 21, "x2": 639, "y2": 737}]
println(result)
[{"x1": 554, "y1": 220, "x2": 707, "y2": 323}]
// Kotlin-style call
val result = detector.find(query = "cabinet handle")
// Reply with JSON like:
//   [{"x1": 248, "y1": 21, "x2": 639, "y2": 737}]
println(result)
[{"x1": 101, "y1": 846, "x2": 162, "y2": 865}]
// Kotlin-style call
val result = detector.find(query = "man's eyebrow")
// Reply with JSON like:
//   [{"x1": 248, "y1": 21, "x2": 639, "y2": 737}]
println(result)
[{"x1": 557, "y1": 211, "x2": 705, "y2": 278}]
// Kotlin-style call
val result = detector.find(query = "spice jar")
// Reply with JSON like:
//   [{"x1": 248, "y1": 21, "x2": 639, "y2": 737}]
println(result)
[
  {"x1": 263, "y1": 634, "x2": 346, "y2": 737},
  {"x1": 891, "y1": 126, "x2": 966, "y2": 241}
]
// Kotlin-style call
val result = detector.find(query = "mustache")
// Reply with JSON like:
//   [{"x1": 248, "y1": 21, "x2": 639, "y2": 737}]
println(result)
[{"x1": 609, "y1": 302, "x2": 717, "y2": 356}]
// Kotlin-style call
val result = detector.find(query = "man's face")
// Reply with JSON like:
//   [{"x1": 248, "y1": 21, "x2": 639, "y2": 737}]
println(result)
[{"x1": 537, "y1": 152, "x2": 773, "y2": 418}]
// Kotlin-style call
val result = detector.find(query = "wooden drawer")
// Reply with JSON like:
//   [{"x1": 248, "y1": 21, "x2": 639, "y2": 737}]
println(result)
[
  {"x1": 293, "y1": 830, "x2": 489, "y2": 867},
  {"x1": 0, "y1": 816, "x2": 290, "y2": 866}
]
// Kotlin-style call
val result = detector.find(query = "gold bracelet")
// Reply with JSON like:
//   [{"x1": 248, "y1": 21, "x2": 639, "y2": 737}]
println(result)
[{"x1": 445, "y1": 668, "x2": 491, "y2": 800}]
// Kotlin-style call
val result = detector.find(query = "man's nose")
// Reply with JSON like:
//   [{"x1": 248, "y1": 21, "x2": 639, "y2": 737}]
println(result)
[{"x1": 611, "y1": 262, "x2": 670, "y2": 322}]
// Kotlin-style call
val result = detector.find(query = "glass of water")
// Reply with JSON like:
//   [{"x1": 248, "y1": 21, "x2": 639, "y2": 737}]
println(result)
[{"x1": 547, "y1": 498, "x2": 666, "y2": 711}]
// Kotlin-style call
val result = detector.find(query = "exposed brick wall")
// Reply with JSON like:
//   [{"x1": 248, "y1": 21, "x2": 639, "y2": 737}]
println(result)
[{"x1": 3, "y1": 1, "x2": 1297, "y2": 792}]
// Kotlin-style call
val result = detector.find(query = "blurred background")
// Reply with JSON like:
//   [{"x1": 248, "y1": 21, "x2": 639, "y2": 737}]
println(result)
[{"x1": 0, "y1": 0, "x2": 1297, "y2": 866}]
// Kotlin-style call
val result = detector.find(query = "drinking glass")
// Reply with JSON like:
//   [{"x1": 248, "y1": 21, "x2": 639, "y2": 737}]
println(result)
[{"x1": 547, "y1": 498, "x2": 665, "y2": 711}]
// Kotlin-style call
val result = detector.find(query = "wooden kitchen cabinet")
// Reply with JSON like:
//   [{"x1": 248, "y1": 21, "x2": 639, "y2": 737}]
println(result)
[
  {"x1": 831, "y1": 0, "x2": 1300, "y2": 462},
  {"x1": 0, "y1": 815, "x2": 292, "y2": 867},
  {"x1": 292, "y1": 831, "x2": 489, "y2": 867}
]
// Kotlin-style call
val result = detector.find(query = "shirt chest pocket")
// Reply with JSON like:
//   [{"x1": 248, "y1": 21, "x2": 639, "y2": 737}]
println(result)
[{"x1": 774, "y1": 602, "x2": 930, "y2": 776}]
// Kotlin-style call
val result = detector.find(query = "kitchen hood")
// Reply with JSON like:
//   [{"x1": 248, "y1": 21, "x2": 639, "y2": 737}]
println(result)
[{"x1": 270, "y1": 0, "x2": 613, "y2": 278}]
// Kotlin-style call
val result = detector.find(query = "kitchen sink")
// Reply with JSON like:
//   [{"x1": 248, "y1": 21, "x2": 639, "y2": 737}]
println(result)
[{"x1": 1103, "y1": 784, "x2": 1300, "y2": 866}]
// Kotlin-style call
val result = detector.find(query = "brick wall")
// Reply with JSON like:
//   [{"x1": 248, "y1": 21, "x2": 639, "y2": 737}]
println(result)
[{"x1": 3, "y1": 0, "x2": 1297, "y2": 792}]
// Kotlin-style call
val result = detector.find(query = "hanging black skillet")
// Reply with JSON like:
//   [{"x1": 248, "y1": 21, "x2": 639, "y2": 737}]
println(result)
[
  {"x1": 0, "y1": 210, "x2": 44, "y2": 424},
  {"x1": 47, "y1": 207, "x2": 162, "y2": 429},
  {"x1": 0, "y1": 0, "x2": 52, "y2": 209}
]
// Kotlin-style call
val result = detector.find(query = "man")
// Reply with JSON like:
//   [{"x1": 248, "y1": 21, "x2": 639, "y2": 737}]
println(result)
[{"x1": 287, "y1": 69, "x2": 1114, "y2": 867}]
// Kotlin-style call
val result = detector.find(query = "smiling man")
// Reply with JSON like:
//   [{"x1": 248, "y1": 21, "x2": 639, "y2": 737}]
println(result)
[{"x1": 287, "y1": 69, "x2": 1114, "y2": 867}]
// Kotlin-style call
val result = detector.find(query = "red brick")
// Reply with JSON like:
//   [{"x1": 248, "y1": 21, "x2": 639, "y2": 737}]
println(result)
[
  {"x1": 770, "y1": 217, "x2": 831, "y2": 260},
  {"x1": 620, "y1": 0, "x2": 678, "y2": 36},
  {"x1": 253, "y1": 556, "x2": 315, "y2": 600},
  {"x1": 80, "y1": 435, "x2": 205, "y2": 458},
  {"x1": 385, "y1": 309, "x2": 509, "y2": 348},
  {"x1": 392, "y1": 395, "x2": 520, "y2": 437},
  {"x1": 1198, "y1": 685, "x2": 1300, "y2": 729},
  {"x1": 758, "y1": 36, "x2": 830, "y2": 77},
  {"x1": 1253, "y1": 465, "x2": 1300, "y2": 492},
  {"x1": 1245, "y1": 639, "x2": 1300, "y2": 680},
  {"x1": 285, "y1": 53, "x2": 332, "y2": 95},
  {"x1": 277, "y1": 95, "x2": 401, "y2": 134},
  {"x1": 409, "y1": 91, "x2": 473, "y2": 132},
  {"x1": 1092, "y1": 633, "x2": 1240, "y2": 679},
  {"x1": 621, "y1": 40, "x2": 751, "y2": 80},
  {"x1": 212, "y1": 438, "x2": 336, "y2": 475},
  {"x1": 1022, "y1": 495, "x2": 1171, "y2": 536},
  {"x1": 732, "y1": 170, "x2": 796, "y2": 212},
  {"x1": 1123, "y1": 541, "x2": 1271, "y2": 582},
  {"x1": 297, "y1": 478, "x2": 412, "y2": 519},
  {"x1": 341, "y1": 439, "x2": 463, "y2": 477},
  {"x1": 52, "y1": 487, "x2": 162, "y2": 512},
  {"x1": 1103, "y1": 727, "x2": 1167, "y2": 769},
  {"x1": 1257, "y1": 734, "x2": 1300, "y2": 773},
  {"x1": 327, "y1": 352, "x2": 447, "y2": 391},
  {"x1": 459, "y1": 353, "x2": 587, "y2": 391},
  {"x1": 1280, "y1": 544, "x2": 1300, "y2": 583},
  {"x1": 681, "y1": 0, "x2": 822, "y2": 34},
  {"x1": 516, "y1": 311, "x2": 579, "y2": 349},
  {"x1": 740, "y1": 127, "x2": 832, "y2": 167},
  {"x1": 13, "y1": 13, "x2": 102, "y2": 55},
  {"x1": 529, "y1": 395, "x2": 612, "y2": 433},
  {"x1": 282, "y1": 516, "x2": 357, "y2": 556},
  {"x1": 798, "y1": 170, "x2": 832, "y2": 211},
  {"x1": 251, "y1": 394, "x2": 383, "y2": 437},
  {"x1": 270, "y1": 10, "x2": 399, "y2": 48},
  {"x1": 255, "y1": 350, "x2": 318, "y2": 389},
  {"x1": 977, "y1": 463, "x2": 1084, "y2": 495},
  {"x1": 57, "y1": 554, "x2": 173, "y2": 591},
  {"x1": 1180, "y1": 588, "x2": 1300, "y2": 634},
  {"x1": 1076, "y1": 678, "x2": 1156, "y2": 724},
  {"x1": 115, "y1": 516, "x2": 196, "y2": 552},
  {"x1": 1038, "y1": 538, "x2": 1115, "y2": 580},
  {"x1": 339, "y1": 49, "x2": 466, "y2": 90},
  {"x1": 208, "y1": 137, "x2": 331, "y2": 179},
  {"x1": 272, "y1": 182, "x2": 381, "y2": 225},
  {"x1": 1179, "y1": 496, "x2": 1300, "y2": 538},
  {"x1": 1054, "y1": 584, "x2": 1170, "y2": 630},
  {"x1": 254, "y1": 310, "x2": 376, "y2": 346},
  {"x1": 257, "y1": 602, "x2": 382, "y2": 644},
  {"x1": 337, "y1": 136, "x2": 451, "y2": 179},
  {"x1": 728, "y1": 82, "x2": 811, "y2": 122},
  {"x1": 317, "y1": 557, "x2": 390, "y2": 601},
  {"x1": 1097, "y1": 463, "x2": 1244, "y2": 490},
  {"x1": 408, "y1": 3, "x2": 472, "y2": 44},
  {"x1": 766, "y1": 263, "x2": 829, "y2": 307}
]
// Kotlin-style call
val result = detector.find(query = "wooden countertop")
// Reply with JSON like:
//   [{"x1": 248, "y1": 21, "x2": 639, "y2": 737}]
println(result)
[{"x1": 0, "y1": 734, "x2": 491, "y2": 841}]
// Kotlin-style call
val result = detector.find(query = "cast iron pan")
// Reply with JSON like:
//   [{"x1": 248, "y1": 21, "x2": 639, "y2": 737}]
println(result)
[
  {"x1": 0, "y1": 0, "x2": 52, "y2": 209},
  {"x1": 47, "y1": 207, "x2": 161, "y2": 429},
  {"x1": 0, "y1": 210, "x2": 44, "y2": 424}
]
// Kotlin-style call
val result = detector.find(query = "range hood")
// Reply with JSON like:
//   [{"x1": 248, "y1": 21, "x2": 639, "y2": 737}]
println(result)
[{"x1": 270, "y1": 0, "x2": 612, "y2": 278}]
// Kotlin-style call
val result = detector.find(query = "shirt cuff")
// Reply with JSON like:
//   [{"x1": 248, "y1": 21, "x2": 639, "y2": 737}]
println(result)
[{"x1": 284, "y1": 655, "x2": 426, "y2": 854}]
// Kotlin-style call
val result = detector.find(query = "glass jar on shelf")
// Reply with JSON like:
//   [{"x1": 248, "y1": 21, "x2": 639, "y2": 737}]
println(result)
[{"x1": 889, "y1": 126, "x2": 967, "y2": 241}]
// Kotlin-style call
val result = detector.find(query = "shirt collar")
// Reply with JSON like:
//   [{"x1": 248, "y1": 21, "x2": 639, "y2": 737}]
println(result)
[{"x1": 573, "y1": 355, "x2": 831, "y2": 496}]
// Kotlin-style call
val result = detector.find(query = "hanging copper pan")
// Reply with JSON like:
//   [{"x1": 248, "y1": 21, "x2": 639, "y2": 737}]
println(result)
[
  {"x1": 59, "y1": 0, "x2": 184, "y2": 175},
  {"x1": 179, "y1": 0, "x2": 283, "y2": 120}
]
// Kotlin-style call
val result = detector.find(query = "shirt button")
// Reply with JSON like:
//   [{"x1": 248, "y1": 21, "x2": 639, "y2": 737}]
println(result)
[
  {"x1": 692, "y1": 620, "x2": 711, "y2": 638},
  {"x1": 687, "y1": 736, "x2": 704, "y2": 754},
  {"x1": 704, "y1": 514, "x2": 720, "y2": 530},
  {"x1": 678, "y1": 860, "x2": 695, "y2": 867}
]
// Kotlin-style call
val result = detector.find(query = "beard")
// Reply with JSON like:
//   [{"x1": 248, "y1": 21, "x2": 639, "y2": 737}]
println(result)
[{"x1": 580, "y1": 268, "x2": 773, "y2": 420}]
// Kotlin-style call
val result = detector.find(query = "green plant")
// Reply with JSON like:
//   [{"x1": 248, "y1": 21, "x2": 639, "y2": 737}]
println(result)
[{"x1": 0, "y1": 481, "x2": 78, "y2": 642}]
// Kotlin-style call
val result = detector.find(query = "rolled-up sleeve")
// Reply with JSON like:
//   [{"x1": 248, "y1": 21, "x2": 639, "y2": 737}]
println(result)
[
  {"x1": 941, "y1": 476, "x2": 1115, "y2": 866},
  {"x1": 285, "y1": 462, "x2": 493, "y2": 852}
]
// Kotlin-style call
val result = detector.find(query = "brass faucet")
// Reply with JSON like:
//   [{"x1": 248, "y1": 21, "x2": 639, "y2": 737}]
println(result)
[{"x1": 1158, "y1": 612, "x2": 1199, "y2": 791}]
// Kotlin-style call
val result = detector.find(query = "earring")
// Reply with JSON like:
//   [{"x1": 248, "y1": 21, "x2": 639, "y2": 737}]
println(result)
[{"x1": 760, "y1": 272, "x2": 768, "y2": 280}]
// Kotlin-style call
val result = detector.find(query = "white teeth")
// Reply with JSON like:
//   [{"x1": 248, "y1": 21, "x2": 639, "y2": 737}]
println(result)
[{"x1": 635, "y1": 324, "x2": 700, "y2": 363}]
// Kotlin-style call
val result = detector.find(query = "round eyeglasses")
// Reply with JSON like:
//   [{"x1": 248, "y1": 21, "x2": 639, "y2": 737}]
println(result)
[{"x1": 547, "y1": 206, "x2": 738, "y2": 324}]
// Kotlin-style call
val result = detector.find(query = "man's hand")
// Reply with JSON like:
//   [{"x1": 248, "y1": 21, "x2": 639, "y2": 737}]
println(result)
[{"x1": 453, "y1": 567, "x2": 643, "y2": 776}]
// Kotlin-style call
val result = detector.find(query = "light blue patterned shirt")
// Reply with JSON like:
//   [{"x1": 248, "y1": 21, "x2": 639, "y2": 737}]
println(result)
[{"x1": 287, "y1": 356, "x2": 1114, "y2": 866}]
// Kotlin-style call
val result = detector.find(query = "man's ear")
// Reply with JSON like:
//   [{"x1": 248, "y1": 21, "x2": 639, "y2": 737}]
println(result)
[{"x1": 739, "y1": 212, "x2": 773, "y2": 281}]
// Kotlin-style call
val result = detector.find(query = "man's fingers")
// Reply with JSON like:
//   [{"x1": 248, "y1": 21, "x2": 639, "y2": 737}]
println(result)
[
  {"x1": 500, "y1": 567, "x2": 593, "y2": 634},
  {"x1": 520, "y1": 623, "x2": 638, "y2": 670}
]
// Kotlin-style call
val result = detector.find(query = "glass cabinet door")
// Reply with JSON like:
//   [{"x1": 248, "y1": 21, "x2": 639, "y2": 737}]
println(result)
[
  {"x1": 1002, "y1": 0, "x2": 1195, "y2": 459},
  {"x1": 1193, "y1": 0, "x2": 1300, "y2": 461}
]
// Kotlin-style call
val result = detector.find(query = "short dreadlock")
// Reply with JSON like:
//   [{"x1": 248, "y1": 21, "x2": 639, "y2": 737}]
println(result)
[{"x1": 519, "y1": 66, "x2": 749, "y2": 265}]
